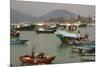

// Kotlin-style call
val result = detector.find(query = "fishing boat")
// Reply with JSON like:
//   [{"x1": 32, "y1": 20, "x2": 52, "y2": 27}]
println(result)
[
  {"x1": 78, "y1": 23, "x2": 87, "y2": 27},
  {"x1": 35, "y1": 25, "x2": 56, "y2": 33},
  {"x1": 10, "y1": 38, "x2": 28, "y2": 44},
  {"x1": 55, "y1": 24, "x2": 89, "y2": 45},
  {"x1": 48, "y1": 24, "x2": 58, "y2": 30},
  {"x1": 72, "y1": 41, "x2": 95, "y2": 56},
  {"x1": 55, "y1": 29, "x2": 81, "y2": 42},
  {"x1": 19, "y1": 53, "x2": 56, "y2": 64},
  {"x1": 10, "y1": 29, "x2": 20, "y2": 37},
  {"x1": 35, "y1": 28, "x2": 56, "y2": 33}
]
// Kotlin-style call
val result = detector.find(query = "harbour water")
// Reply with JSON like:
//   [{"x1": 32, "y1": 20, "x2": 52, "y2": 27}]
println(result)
[{"x1": 10, "y1": 26, "x2": 95, "y2": 66}]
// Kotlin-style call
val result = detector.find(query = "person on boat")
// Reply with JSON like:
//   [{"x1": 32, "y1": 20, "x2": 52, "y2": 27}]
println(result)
[
  {"x1": 38, "y1": 52, "x2": 45, "y2": 59},
  {"x1": 32, "y1": 51, "x2": 34, "y2": 58},
  {"x1": 31, "y1": 45, "x2": 36, "y2": 58},
  {"x1": 46, "y1": 55, "x2": 50, "y2": 59},
  {"x1": 77, "y1": 30, "x2": 81, "y2": 38},
  {"x1": 84, "y1": 33, "x2": 89, "y2": 41},
  {"x1": 79, "y1": 49, "x2": 84, "y2": 56}
]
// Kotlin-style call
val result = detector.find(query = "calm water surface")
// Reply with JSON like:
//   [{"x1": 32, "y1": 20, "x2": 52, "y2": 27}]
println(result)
[{"x1": 10, "y1": 26, "x2": 95, "y2": 66}]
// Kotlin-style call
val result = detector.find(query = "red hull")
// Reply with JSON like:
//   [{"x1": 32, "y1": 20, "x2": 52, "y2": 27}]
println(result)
[{"x1": 19, "y1": 55, "x2": 56, "y2": 65}]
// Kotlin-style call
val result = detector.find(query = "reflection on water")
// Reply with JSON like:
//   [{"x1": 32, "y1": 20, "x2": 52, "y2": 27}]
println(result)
[{"x1": 10, "y1": 26, "x2": 95, "y2": 66}]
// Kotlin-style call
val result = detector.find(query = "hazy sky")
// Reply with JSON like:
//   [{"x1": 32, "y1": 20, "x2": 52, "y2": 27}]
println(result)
[{"x1": 11, "y1": 0, "x2": 95, "y2": 17}]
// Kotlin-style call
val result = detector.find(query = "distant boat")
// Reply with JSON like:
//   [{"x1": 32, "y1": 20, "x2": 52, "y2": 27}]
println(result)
[
  {"x1": 49, "y1": 24, "x2": 58, "y2": 30},
  {"x1": 87, "y1": 23, "x2": 95, "y2": 27},
  {"x1": 15, "y1": 24, "x2": 36, "y2": 31},
  {"x1": 10, "y1": 29, "x2": 20, "y2": 37},
  {"x1": 35, "y1": 25, "x2": 56, "y2": 33},
  {"x1": 78, "y1": 24, "x2": 87, "y2": 27},
  {"x1": 35, "y1": 28, "x2": 56, "y2": 33},
  {"x1": 10, "y1": 39, "x2": 28, "y2": 44}
]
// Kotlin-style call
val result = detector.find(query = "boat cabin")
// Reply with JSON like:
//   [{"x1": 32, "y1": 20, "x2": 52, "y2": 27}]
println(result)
[{"x1": 66, "y1": 23, "x2": 77, "y2": 32}]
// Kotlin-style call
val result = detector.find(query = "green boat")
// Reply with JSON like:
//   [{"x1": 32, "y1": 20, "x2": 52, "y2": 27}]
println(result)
[
  {"x1": 55, "y1": 25, "x2": 89, "y2": 45},
  {"x1": 56, "y1": 33, "x2": 80, "y2": 43}
]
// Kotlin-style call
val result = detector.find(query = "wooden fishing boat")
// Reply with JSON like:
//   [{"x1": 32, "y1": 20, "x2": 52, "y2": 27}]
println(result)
[{"x1": 19, "y1": 54, "x2": 56, "y2": 64}]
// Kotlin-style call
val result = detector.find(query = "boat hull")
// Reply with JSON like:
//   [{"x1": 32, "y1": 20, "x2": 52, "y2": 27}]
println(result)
[
  {"x1": 35, "y1": 29, "x2": 56, "y2": 33},
  {"x1": 10, "y1": 40, "x2": 28, "y2": 44},
  {"x1": 19, "y1": 55, "x2": 56, "y2": 64},
  {"x1": 56, "y1": 35, "x2": 65, "y2": 42},
  {"x1": 56, "y1": 34, "x2": 81, "y2": 45},
  {"x1": 10, "y1": 32, "x2": 20, "y2": 37}
]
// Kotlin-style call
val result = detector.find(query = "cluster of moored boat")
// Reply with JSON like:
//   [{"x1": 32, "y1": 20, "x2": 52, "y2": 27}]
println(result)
[
  {"x1": 72, "y1": 41, "x2": 95, "y2": 61},
  {"x1": 10, "y1": 23, "x2": 95, "y2": 65}
]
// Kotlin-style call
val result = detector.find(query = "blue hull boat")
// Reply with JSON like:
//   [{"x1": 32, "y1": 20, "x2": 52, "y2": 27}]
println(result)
[
  {"x1": 72, "y1": 41, "x2": 95, "y2": 55},
  {"x1": 10, "y1": 39, "x2": 28, "y2": 44}
]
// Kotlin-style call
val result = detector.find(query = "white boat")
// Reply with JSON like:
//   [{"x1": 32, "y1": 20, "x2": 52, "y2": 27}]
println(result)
[
  {"x1": 55, "y1": 24, "x2": 89, "y2": 45},
  {"x1": 35, "y1": 25, "x2": 57, "y2": 33}
]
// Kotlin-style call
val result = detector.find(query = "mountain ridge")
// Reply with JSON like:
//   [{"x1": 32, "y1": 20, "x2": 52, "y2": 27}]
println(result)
[
  {"x1": 10, "y1": 9, "x2": 76, "y2": 23},
  {"x1": 36, "y1": 9, "x2": 76, "y2": 22}
]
